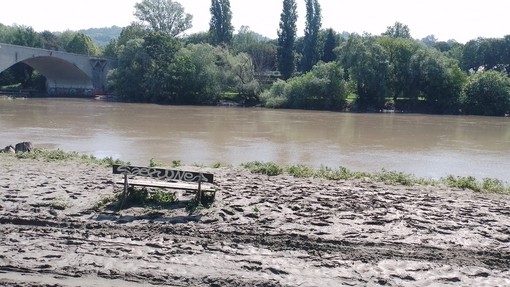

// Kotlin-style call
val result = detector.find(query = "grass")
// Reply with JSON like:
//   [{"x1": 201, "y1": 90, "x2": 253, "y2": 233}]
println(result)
[
  {"x1": 241, "y1": 161, "x2": 510, "y2": 194},
  {"x1": 12, "y1": 148, "x2": 128, "y2": 167},
  {"x1": 241, "y1": 161, "x2": 284, "y2": 176},
  {"x1": 7, "y1": 148, "x2": 509, "y2": 197},
  {"x1": 94, "y1": 187, "x2": 178, "y2": 211}
]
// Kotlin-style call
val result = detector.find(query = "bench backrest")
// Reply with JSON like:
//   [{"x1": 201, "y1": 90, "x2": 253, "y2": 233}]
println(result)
[{"x1": 112, "y1": 165, "x2": 214, "y2": 183}]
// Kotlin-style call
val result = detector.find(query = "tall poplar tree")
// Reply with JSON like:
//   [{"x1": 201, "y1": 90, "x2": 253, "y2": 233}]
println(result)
[
  {"x1": 301, "y1": 0, "x2": 322, "y2": 72},
  {"x1": 322, "y1": 28, "x2": 337, "y2": 63},
  {"x1": 209, "y1": 0, "x2": 234, "y2": 46},
  {"x1": 277, "y1": 0, "x2": 298, "y2": 80}
]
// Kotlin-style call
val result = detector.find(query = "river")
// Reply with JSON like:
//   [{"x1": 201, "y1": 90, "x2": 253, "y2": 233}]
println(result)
[{"x1": 2, "y1": 97, "x2": 510, "y2": 182}]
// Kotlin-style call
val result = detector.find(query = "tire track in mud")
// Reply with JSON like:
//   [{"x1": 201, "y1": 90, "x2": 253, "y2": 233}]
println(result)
[{"x1": 1, "y1": 215, "x2": 509, "y2": 272}]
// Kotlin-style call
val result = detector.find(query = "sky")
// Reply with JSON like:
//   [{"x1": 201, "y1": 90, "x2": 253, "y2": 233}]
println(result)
[{"x1": 1, "y1": 0, "x2": 509, "y2": 43}]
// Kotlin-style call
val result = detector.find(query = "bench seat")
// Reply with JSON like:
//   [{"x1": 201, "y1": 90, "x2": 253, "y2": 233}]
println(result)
[{"x1": 114, "y1": 179, "x2": 216, "y2": 192}]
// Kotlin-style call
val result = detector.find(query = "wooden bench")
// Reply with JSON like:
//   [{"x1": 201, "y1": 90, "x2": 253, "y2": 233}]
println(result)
[{"x1": 112, "y1": 165, "x2": 215, "y2": 207}]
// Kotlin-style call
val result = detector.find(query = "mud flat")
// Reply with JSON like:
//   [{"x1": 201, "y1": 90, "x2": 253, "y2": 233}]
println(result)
[{"x1": 0, "y1": 154, "x2": 509, "y2": 286}]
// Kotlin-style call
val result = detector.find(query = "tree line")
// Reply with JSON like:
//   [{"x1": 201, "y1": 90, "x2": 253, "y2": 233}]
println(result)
[{"x1": 1, "y1": 0, "x2": 510, "y2": 116}]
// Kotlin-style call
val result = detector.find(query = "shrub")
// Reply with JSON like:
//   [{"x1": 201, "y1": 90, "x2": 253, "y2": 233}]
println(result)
[
  {"x1": 241, "y1": 161, "x2": 284, "y2": 176},
  {"x1": 286, "y1": 164, "x2": 315, "y2": 178}
]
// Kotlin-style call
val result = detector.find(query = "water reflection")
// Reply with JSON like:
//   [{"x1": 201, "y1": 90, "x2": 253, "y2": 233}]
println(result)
[{"x1": 1, "y1": 97, "x2": 510, "y2": 181}]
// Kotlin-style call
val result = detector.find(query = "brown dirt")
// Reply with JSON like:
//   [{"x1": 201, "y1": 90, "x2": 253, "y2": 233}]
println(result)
[{"x1": 0, "y1": 155, "x2": 509, "y2": 286}]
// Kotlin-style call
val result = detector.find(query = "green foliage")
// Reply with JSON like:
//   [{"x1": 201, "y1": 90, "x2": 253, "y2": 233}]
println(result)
[
  {"x1": 301, "y1": 0, "x2": 322, "y2": 72},
  {"x1": 172, "y1": 43, "x2": 222, "y2": 104},
  {"x1": 134, "y1": 0, "x2": 192, "y2": 37},
  {"x1": 233, "y1": 28, "x2": 277, "y2": 73},
  {"x1": 442, "y1": 175, "x2": 481, "y2": 192},
  {"x1": 377, "y1": 36, "x2": 420, "y2": 102},
  {"x1": 286, "y1": 164, "x2": 315, "y2": 178},
  {"x1": 11, "y1": 25, "x2": 42, "y2": 48},
  {"x1": 209, "y1": 0, "x2": 234, "y2": 46},
  {"x1": 460, "y1": 37, "x2": 510, "y2": 74},
  {"x1": 261, "y1": 62, "x2": 346, "y2": 110},
  {"x1": 259, "y1": 79, "x2": 289, "y2": 108},
  {"x1": 94, "y1": 194, "x2": 121, "y2": 211},
  {"x1": 374, "y1": 169, "x2": 415, "y2": 186},
  {"x1": 315, "y1": 165, "x2": 369, "y2": 181},
  {"x1": 121, "y1": 187, "x2": 177, "y2": 209},
  {"x1": 13, "y1": 149, "x2": 127, "y2": 167},
  {"x1": 461, "y1": 70, "x2": 510, "y2": 116},
  {"x1": 382, "y1": 22, "x2": 411, "y2": 39},
  {"x1": 482, "y1": 178, "x2": 508, "y2": 194},
  {"x1": 186, "y1": 191, "x2": 216, "y2": 213},
  {"x1": 322, "y1": 28, "x2": 338, "y2": 63},
  {"x1": 109, "y1": 32, "x2": 182, "y2": 103},
  {"x1": 149, "y1": 158, "x2": 164, "y2": 167},
  {"x1": 211, "y1": 162, "x2": 232, "y2": 168},
  {"x1": 241, "y1": 161, "x2": 284, "y2": 176},
  {"x1": 277, "y1": 0, "x2": 298, "y2": 80},
  {"x1": 339, "y1": 35, "x2": 390, "y2": 111},
  {"x1": 217, "y1": 50, "x2": 260, "y2": 104},
  {"x1": 79, "y1": 26, "x2": 122, "y2": 47},
  {"x1": 65, "y1": 33, "x2": 98, "y2": 55},
  {"x1": 240, "y1": 161, "x2": 510, "y2": 194},
  {"x1": 171, "y1": 160, "x2": 182, "y2": 168},
  {"x1": 409, "y1": 47, "x2": 466, "y2": 113}
]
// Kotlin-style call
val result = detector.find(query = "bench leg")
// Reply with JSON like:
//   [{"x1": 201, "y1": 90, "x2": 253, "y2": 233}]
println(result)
[
  {"x1": 118, "y1": 174, "x2": 129, "y2": 210},
  {"x1": 198, "y1": 181, "x2": 202, "y2": 205}
]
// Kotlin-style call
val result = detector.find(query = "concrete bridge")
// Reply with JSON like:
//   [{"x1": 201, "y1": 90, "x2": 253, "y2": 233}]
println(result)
[{"x1": 0, "y1": 43, "x2": 112, "y2": 96}]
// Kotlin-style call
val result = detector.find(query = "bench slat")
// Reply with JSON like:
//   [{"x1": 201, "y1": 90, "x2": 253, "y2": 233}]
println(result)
[
  {"x1": 112, "y1": 165, "x2": 213, "y2": 183},
  {"x1": 115, "y1": 179, "x2": 215, "y2": 192}
]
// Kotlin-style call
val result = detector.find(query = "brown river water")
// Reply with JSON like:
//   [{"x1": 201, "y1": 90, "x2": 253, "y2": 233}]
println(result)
[{"x1": 2, "y1": 97, "x2": 510, "y2": 181}]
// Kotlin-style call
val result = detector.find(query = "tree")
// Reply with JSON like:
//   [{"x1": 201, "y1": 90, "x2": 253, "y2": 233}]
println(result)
[
  {"x1": 382, "y1": 22, "x2": 411, "y2": 39},
  {"x1": 142, "y1": 32, "x2": 181, "y2": 103},
  {"x1": 108, "y1": 38, "x2": 150, "y2": 102},
  {"x1": 12, "y1": 25, "x2": 42, "y2": 48},
  {"x1": 209, "y1": 0, "x2": 234, "y2": 46},
  {"x1": 260, "y1": 61, "x2": 346, "y2": 110},
  {"x1": 301, "y1": 0, "x2": 322, "y2": 72},
  {"x1": 173, "y1": 44, "x2": 222, "y2": 104},
  {"x1": 40, "y1": 31, "x2": 61, "y2": 50},
  {"x1": 277, "y1": 0, "x2": 298, "y2": 80},
  {"x1": 233, "y1": 26, "x2": 277, "y2": 72},
  {"x1": 134, "y1": 0, "x2": 192, "y2": 37},
  {"x1": 322, "y1": 28, "x2": 337, "y2": 62},
  {"x1": 462, "y1": 70, "x2": 510, "y2": 116},
  {"x1": 65, "y1": 33, "x2": 98, "y2": 55},
  {"x1": 340, "y1": 34, "x2": 390, "y2": 111},
  {"x1": 117, "y1": 23, "x2": 148, "y2": 47},
  {"x1": 108, "y1": 32, "x2": 181, "y2": 103},
  {"x1": 377, "y1": 36, "x2": 420, "y2": 102},
  {"x1": 409, "y1": 47, "x2": 466, "y2": 113}
]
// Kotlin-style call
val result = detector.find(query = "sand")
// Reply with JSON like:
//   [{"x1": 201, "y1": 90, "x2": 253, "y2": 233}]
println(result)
[{"x1": 0, "y1": 154, "x2": 509, "y2": 286}]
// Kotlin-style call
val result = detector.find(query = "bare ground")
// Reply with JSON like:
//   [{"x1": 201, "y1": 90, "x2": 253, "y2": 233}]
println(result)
[{"x1": 0, "y1": 155, "x2": 509, "y2": 286}]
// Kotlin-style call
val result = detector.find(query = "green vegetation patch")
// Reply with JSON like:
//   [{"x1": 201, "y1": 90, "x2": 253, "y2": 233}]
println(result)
[
  {"x1": 12, "y1": 149, "x2": 128, "y2": 167},
  {"x1": 241, "y1": 161, "x2": 284, "y2": 176},
  {"x1": 95, "y1": 187, "x2": 177, "y2": 211},
  {"x1": 241, "y1": 161, "x2": 510, "y2": 194}
]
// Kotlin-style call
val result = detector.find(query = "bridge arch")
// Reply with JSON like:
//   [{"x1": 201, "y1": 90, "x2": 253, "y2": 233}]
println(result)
[{"x1": 0, "y1": 43, "x2": 110, "y2": 96}]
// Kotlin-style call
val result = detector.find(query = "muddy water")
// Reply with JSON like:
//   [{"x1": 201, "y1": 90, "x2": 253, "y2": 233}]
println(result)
[{"x1": 2, "y1": 97, "x2": 510, "y2": 181}]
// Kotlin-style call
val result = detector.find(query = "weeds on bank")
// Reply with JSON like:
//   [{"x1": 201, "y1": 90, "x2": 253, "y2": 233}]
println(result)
[
  {"x1": 186, "y1": 192, "x2": 215, "y2": 214},
  {"x1": 13, "y1": 149, "x2": 128, "y2": 167},
  {"x1": 94, "y1": 187, "x2": 177, "y2": 211},
  {"x1": 241, "y1": 161, "x2": 510, "y2": 194},
  {"x1": 241, "y1": 161, "x2": 284, "y2": 176}
]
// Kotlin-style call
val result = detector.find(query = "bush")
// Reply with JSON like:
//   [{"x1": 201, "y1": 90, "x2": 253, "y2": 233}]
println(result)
[
  {"x1": 461, "y1": 70, "x2": 510, "y2": 116},
  {"x1": 286, "y1": 164, "x2": 315, "y2": 178},
  {"x1": 241, "y1": 161, "x2": 284, "y2": 176}
]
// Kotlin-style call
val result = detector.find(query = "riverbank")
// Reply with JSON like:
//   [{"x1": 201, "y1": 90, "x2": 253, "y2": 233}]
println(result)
[{"x1": 0, "y1": 154, "x2": 509, "y2": 286}]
